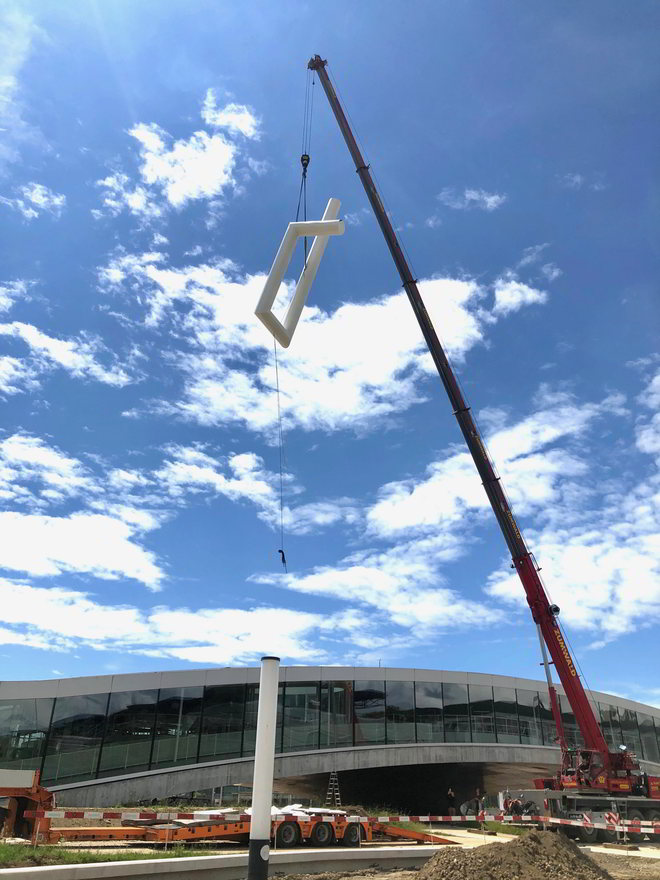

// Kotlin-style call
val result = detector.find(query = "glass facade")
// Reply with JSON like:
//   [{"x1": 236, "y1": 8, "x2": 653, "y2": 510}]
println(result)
[
  {"x1": 386, "y1": 681, "x2": 415, "y2": 744},
  {"x1": 2, "y1": 677, "x2": 659, "y2": 786},
  {"x1": 516, "y1": 689, "x2": 544, "y2": 745},
  {"x1": 0, "y1": 698, "x2": 53, "y2": 772},
  {"x1": 98, "y1": 690, "x2": 158, "y2": 777},
  {"x1": 320, "y1": 681, "x2": 352, "y2": 748},
  {"x1": 620, "y1": 707, "x2": 643, "y2": 754},
  {"x1": 415, "y1": 681, "x2": 443, "y2": 743},
  {"x1": 151, "y1": 687, "x2": 203, "y2": 768},
  {"x1": 354, "y1": 680, "x2": 386, "y2": 745},
  {"x1": 469, "y1": 685, "x2": 496, "y2": 743},
  {"x1": 493, "y1": 687, "x2": 519, "y2": 744},
  {"x1": 599, "y1": 703, "x2": 623, "y2": 749},
  {"x1": 559, "y1": 695, "x2": 585, "y2": 749},
  {"x1": 43, "y1": 693, "x2": 108, "y2": 784},
  {"x1": 443, "y1": 683, "x2": 470, "y2": 742}
]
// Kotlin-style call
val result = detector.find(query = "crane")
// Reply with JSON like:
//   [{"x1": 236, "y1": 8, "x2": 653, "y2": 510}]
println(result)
[{"x1": 307, "y1": 54, "x2": 659, "y2": 808}]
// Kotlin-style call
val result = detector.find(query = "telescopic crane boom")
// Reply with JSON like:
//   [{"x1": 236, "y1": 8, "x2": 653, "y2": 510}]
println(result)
[{"x1": 308, "y1": 54, "x2": 643, "y2": 795}]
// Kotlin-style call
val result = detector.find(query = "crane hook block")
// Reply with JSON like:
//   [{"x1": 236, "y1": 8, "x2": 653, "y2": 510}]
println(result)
[{"x1": 255, "y1": 198, "x2": 344, "y2": 348}]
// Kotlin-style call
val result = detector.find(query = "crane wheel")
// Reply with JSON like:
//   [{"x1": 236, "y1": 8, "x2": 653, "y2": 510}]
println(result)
[
  {"x1": 340, "y1": 823, "x2": 361, "y2": 847},
  {"x1": 577, "y1": 824, "x2": 598, "y2": 843},
  {"x1": 309, "y1": 821, "x2": 334, "y2": 846},
  {"x1": 275, "y1": 821, "x2": 301, "y2": 847},
  {"x1": 597, "y1": 826, "x2": 618, "y2": 843},
  {"x1": 626, "y1": 809, "x2": 644, "y2": 842}
]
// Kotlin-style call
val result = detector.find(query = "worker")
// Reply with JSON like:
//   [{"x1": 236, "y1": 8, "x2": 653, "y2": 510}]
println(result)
[{"x1": 446, "y1": 787, "x2": 456, "y2": 816}]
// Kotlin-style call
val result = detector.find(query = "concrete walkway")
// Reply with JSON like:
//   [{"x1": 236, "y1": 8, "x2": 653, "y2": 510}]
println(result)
[{"x1": 0, "y1": 844, "x2": 443, "y2": 879}]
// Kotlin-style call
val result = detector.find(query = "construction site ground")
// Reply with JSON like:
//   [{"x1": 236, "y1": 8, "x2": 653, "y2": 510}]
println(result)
[{"x1": 4, "y1": 823, "x2": 660, "y2": 876}]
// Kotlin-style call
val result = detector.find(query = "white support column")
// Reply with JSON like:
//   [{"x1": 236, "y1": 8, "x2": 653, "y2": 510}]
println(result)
[{"x1": 247, "y1": 655, "x2": 280, "y2": 880}]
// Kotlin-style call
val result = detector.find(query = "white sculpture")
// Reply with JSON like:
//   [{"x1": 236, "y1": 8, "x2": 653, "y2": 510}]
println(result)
[{"x1": 255, "y1": 198, "x2": 344, "y2": 347}]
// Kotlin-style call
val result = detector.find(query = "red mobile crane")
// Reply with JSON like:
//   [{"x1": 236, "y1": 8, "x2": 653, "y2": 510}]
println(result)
[{"x1": 308, "y1": 55, "x2": 660, "y2": 841}]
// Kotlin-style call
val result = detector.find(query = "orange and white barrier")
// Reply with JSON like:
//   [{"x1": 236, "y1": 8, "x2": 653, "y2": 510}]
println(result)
[{"x1": 24, "y1": 809, "x2": 660, "y2": 834}]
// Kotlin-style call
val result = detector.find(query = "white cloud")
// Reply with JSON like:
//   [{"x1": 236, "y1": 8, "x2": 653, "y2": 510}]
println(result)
[
  {"x1": 255, "y1": 534, "x2": 504, "y2": 633},
  {"x1": 0, "y1": 355, "x2": 40, "y2": 395},
  {"x1": 636, "y1": 369, "x2": 660, "y2": 460},
  {"x1": 517, "y1": 244, "x2": 549, "y2": 267},
  {"x1": 438, "y1": 187, "x2": 507, "y2": 211},
  {"x1": 130, "y1": 122, "x2": 238, "y2": 208},
  {"x1": 95, "y1": 93, "x2": 259, "y2": 220},
  {"x1": 201, "y1": 89, "x2": 260, "y2": 138},
  {"x1": 247, "y1": 157, "x2": 269, "y2": 176},
  {"x1": 557, "y1": 172, "x2": 585, "y2": 189},
  {"x1": 0, "y1": 321, "x2": 134, "y2": 386},
  {"x1": 0, "y1": 512, "x2": 163, "y2": 589},
  {"x1": 155, "y1": 444, "x2": 358, "y2": 534},
  {"x1": 0, "y1": 182, "x2": 66, "y2": 219},
  {"x1": 95, "y1": 173, "x2": 163, "y2": 220},
  {"x1": 0, "y1": 279, "x2": 30, "y2": 313},
  {"x1": 0, "y1": 579, "x2": 332, "y2": 665},
  {"x1": 0, "y1": 8, "x2": 44, "y2": 170},
  {"x1": 103, "y1": 253, "x2": 494, "y2": 434},
  {"x1": 486, "y1": 495, "x2": 660, "y2": 640},
  {"x1": 492, "y1": 275, "x2": 548, "y2": 316},
  {"x1": 425, "y1": 214, "x2": 442, "y2": 228},
  {"x1": 540, "y1": 263, "x2": 562, "y2": 282},
  {"x1": 367, "y1": 389, "x2": 626, "y2": 539},
  {"x1": 0, "y1": 433, "x2": 96, "y2": 507}
]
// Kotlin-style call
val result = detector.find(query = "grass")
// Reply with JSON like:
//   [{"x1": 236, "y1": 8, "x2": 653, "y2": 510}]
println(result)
[
  {"x1": 0, "y1": 843, "x2": 214, "y2": 868},
  {"x1": 483, "y1": 820, "x2": 535, "y2": 837}
]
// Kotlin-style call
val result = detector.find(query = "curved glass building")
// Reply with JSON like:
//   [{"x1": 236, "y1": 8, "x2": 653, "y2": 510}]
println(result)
[{"x1": 1, "y1": 667, "x2": 659, "y2": 804}]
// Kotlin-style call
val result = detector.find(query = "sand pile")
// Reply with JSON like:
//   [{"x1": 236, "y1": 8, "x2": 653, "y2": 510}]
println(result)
[{"x1": 418, "y1": 830, "x2": 612, "y2": 880}]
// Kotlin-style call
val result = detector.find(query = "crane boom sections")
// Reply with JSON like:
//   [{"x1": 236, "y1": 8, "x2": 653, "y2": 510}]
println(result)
[{"x1": 308, "y1": 54, "x2": 610, "y2": 760}]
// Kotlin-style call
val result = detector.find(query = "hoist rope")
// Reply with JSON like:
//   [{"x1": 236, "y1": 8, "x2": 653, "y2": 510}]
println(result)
[
  {"x1": 273, "y1": 337, "x2": 287, "y2": 573},
  {"x1": 273, "y1": 72, "x2": 317, "y2": 574}
]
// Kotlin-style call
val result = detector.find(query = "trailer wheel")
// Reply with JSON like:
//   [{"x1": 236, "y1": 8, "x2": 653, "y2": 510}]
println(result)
[
  {"x1": 275, "y1": 821, "x2": 301, "y2": 847},
  {"x1": 340, "y1": 823, "x2": 361, "y2": 847},
  {"x1": 309, "y1": 821, "x2": 334, "y2": 846},
  {"x1": 626, "y1": 808, "x2": 644, "y2": 842}
]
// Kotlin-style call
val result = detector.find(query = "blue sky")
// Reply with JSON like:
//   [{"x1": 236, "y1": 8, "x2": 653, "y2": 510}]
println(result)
[{"x1": 1, "y1": 1, "x2": 658, "y2": 707}]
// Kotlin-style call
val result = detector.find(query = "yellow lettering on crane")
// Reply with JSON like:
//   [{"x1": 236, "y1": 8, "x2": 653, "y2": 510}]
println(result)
[{"x1": 554, "y1": 629, "x2": 578, "y2": 676}]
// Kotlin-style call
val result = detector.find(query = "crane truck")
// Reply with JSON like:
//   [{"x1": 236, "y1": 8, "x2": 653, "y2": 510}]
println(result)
[{"x1": 307, "y1": 54, "x2": 660, "y2": 843}]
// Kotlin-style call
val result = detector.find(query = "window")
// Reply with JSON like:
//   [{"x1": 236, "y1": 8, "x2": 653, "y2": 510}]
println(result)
[
  {"x1": 443, "y1": 683, "x2": 470, "y2": 743},
  {"x1": 98, "y1": 690, "x2": 157, "y2": 776},
  {"x1": 516, "y1": 690, "x2": 544, "y2": 745},
  {"x1": 151, "y1": 687, "x2": 203, "y2": 768},
  {"x1": 636, "y1": 713, "x2": 660, "y2": 763},
  {"x1": 199, "y1": 685, "x2": 245, "y2": 760},
  {"x1": 320, "y1": 681, "x2": 352, "y2": 748},
  {"x1": 493, "y1": 687, "x2": 519, "y2": 744},
  {"x1": 354, "y1": 680, "x2": 385, "y2": 745},
  {"x1": 469, "y1": 685, "x2": 495, "y2": 743},
  {"x1": 559, "y1": 695, "x2": 584, "y2": 748},
  {"x1": 619, "y1": 708, "x2": 642, "y2": 755},
  {"x1": 598, "y1": 703, "x2": 623, "y2": 749},
  {"x1": 43, "y1": 694, "x2": 108, "y2": 783},
  {"x1": 0, "y1": 698, "x2": 53, "y2": 772},
  {"x1": 386, "y1": 681, "x2": 415, "y2": 744},
  {"x1": 415, "y1": 681, "x2": 443, "y2": 743},
  {"x1": 282, "y1": 683, "x2": 319, "y2": 752}
]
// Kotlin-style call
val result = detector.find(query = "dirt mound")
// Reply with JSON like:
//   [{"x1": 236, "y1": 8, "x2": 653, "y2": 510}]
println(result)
[{"x1": 418, "y1": 830, "x2": 612, "y2": 880}]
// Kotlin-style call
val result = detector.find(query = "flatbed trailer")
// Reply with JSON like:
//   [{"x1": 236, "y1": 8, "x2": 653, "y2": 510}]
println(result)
[{"x1": 26, "y1": 809, "x2": 455, "y2": 848}]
